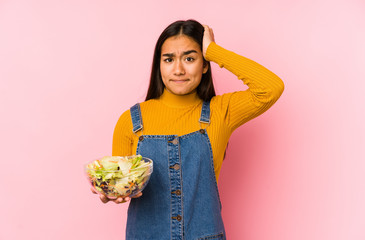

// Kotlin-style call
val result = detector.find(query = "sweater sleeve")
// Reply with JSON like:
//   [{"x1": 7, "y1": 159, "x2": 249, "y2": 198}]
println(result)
[
  {"x1": 112, "y1": 109, "x2": 134, "y2": 156},
  {"x1": 206, "y1": 42, "x2": 285, "y2": 132}
]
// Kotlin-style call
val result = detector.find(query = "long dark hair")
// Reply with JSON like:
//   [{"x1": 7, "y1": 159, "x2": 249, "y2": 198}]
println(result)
[{"x1": 145, "y1": 19, "x2": 216, "y2": 101}]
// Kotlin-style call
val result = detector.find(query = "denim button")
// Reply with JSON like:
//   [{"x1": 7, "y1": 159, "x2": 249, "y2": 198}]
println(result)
[
  {"x1": 139, "y1": 136, "x2": 144, "y2": 141},
  {"x1": 168, "y1": 138, "x2": 178, "y2": 145},
  {"x1": 169, "y1": 163, "x2": 180, "y2": 170},
  {"x1": 172, "y1": 215, "x2": 182, "y2": 221},
  {"x1": 172, "y1": 189, "x2": 181, "y2": 195},
  {"x1": 199, "y1": 129, "x2": 205, "y2": 134}
]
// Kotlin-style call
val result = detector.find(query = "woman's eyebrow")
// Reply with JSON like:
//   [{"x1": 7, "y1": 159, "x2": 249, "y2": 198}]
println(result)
[
  {"x1": 162, "y1": 50, "x2": 198, "y2": 57},
  {"x1": 182, "y1": 50, "x2": 198, "y2": 55}
]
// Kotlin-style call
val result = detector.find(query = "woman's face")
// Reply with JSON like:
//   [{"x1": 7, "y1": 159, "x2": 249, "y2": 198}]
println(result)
[{"x1": 160, "y1": 35, "x2": 208, "y2": 96}]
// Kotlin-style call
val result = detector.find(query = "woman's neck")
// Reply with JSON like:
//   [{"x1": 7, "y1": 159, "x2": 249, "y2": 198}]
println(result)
[{"x1": 159, "y1": 89, "x2": 201, "y2": 108}]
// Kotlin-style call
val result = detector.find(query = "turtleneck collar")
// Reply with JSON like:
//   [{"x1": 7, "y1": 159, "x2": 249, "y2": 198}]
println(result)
[{"x1": 159, "y1": 88, "x2": 201, "y2": 108}]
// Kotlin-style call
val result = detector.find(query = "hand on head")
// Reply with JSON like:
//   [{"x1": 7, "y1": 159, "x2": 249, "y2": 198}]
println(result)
[{"x1": 202, "y1": 25, "x2": 215, "y2": 58}]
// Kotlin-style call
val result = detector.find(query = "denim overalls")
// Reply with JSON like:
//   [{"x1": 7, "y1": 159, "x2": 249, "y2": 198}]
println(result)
[{"x1": 126, "y1": 101, "x2": 226, "y2": 240}]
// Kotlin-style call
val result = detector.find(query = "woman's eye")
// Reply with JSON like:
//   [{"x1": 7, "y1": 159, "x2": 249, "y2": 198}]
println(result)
[
  {"x1": 163, "y1": 58, "x2": 173, "y2": 63},
  {"x1": 186, "y1": 57, "x2": 194, "y2": 62}
]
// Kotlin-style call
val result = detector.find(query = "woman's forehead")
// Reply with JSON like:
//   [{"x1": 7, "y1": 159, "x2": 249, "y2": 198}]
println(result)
[{"x1": 161, "y1": 35, "x2": 201, "y2": 55}]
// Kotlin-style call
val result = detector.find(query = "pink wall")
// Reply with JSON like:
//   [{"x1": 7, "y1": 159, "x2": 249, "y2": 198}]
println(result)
[{"x1": 1, "y1": 0, "x2": 364, "y2": 239}]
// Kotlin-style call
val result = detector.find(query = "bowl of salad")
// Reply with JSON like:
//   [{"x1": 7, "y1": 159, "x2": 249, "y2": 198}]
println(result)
[{"x1": 85, "y1": 155, "x2": 153, "y2": 199}]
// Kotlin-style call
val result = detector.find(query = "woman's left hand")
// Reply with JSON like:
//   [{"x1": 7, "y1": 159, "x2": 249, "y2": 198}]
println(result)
[{"x1": 202, "y1": 25, "x2": 215, "y2": 59}]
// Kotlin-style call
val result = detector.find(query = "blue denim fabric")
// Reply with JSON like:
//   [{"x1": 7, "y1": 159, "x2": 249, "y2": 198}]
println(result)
[{"x1": 126, "y1": 101, "x2": 226, "y2": 240}]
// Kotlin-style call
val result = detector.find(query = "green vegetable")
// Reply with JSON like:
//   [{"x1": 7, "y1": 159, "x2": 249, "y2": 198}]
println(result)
[{"x1": 86, "y1": 155, "x2": 152, "y2": 198}]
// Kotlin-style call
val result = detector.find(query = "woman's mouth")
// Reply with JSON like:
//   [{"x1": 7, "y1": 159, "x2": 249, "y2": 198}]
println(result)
[{"x1": 171, "y1": 79, "x2": 189, "y2": 83}]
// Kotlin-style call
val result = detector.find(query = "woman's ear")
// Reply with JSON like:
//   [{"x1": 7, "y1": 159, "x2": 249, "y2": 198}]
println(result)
[{"x1": 203, "y1": 61, "x2": 209, "y2": 74}]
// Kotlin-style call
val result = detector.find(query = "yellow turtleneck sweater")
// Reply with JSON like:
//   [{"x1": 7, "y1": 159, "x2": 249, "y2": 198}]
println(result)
[{"x1": 112, "y1": 42, "x2": 284, "y2": 182}]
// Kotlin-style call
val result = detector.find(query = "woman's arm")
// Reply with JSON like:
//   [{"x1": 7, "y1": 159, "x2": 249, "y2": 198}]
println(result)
[
  {"x1": 203, "y1": 25, "x2": 285, "y2": 131},
  {"x1": 112, "y1": 109, "x2": 134, "y2": 156}
]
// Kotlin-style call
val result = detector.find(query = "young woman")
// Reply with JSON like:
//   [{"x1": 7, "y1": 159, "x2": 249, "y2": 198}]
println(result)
[{"x1": 93, "y1": 19, "x2": 284, "y2": 239}]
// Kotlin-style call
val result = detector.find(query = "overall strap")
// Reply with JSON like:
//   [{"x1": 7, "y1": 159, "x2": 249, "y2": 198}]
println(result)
[
  {"x1": 199, "y1": 100, "x2": 211, "y2": 124},
  {"x1": 130, "y1": 103, "x2": 143, "y2": 133}
]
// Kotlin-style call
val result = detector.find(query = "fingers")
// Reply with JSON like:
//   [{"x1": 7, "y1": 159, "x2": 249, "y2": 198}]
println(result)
[
  {"x1": 99, "y1": 194, "x2": 110, "y2": 204},
  {"x1": 100, "y1": 194, "x2": 130, "y2": 204},
  {"x1": 113, "y1": 197, "x2": 130, "y2": 204},
  {"x1": 92, "y1": 189, "x2": 142, "y2": 204},
  {"x1": 110, "y1": 192, "x2": 142, "y2": 204},
  {"x1": 203, "y1": 25, "x2": 215, "y2": 41},
  {"x1": 131, "y1": 192, "x2": 142, "y2": 198},
  {"x1": 202, "y1": 24, "x2": 215, "y2": 58},
  {"x1": 91, "y1": 188, "x2": 109, "y2": 203}
]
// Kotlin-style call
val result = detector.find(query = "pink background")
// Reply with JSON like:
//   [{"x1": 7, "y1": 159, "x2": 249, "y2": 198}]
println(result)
[{"x1": 1, "y1": 0, "x2": 364, "y2": 239}]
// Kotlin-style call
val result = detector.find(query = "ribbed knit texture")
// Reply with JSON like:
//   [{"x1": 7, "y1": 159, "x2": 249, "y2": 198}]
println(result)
[{"x1": 112, "y1": 42, "x2": 284, "y2": 182}]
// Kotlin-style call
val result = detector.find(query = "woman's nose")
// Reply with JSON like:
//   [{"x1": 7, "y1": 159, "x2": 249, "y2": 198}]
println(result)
[{"x1": 173, "y1": 61, "x2": 185, "y2": 75}]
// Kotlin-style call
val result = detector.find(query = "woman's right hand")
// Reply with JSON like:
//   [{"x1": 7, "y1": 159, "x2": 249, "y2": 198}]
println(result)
[
  {"x1": 202, "y1": 24, "x2": 215, "y2": 59},
  {"x1": 91, "y1": 188, "x2": 142, "y2": 204}
]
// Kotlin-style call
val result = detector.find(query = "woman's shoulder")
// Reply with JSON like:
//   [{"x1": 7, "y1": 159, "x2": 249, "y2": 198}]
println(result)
[
  {"x1": 115, "y1": 108, "x2": 132, "y2": 127},
  {"x1": 122, "y1": 99, "x2": 157, "y2": 113},
  {"x1": 114, "y1": 99, "x2": 160, "y2": 134},
  {"x1": 140, "y1": 98, "x2": 159, "y2": 105},
  {"x1": 118, "y1": 99, "x2": 160, "y2": 120}
]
